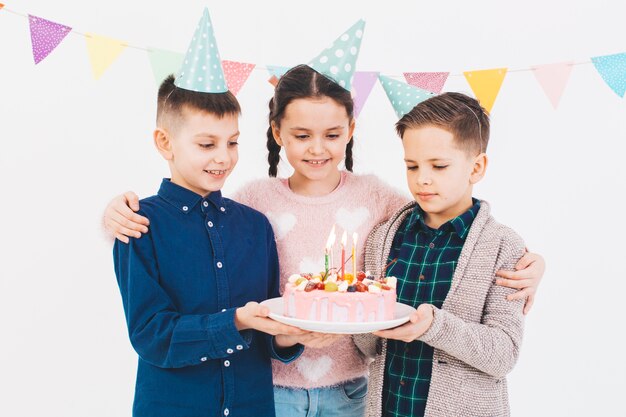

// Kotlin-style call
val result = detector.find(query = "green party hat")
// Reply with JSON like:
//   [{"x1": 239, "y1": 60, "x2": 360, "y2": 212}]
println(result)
[
  {"x1": 379, "y1": 74, "x2": 434, "y2": 118},
  {"x1": 175, "y1": 8, "x2": 227, "y2": 93},
  {"x1": 308, "y1": 19, "x2": 365, "y2": 91}
]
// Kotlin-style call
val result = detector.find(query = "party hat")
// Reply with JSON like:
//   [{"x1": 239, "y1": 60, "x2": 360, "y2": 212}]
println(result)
[
  {"x1": 379, "y1": 75, "x2": 434, "y2": 118},
  {"x1": 308, "y1": 19, "x2": 365, "y2": 91},
  {"x1": 175, "y1": 8, "x2": 227, "y2": 93}
]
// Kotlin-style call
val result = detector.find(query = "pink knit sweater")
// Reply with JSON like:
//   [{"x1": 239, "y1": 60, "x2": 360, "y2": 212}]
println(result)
[{"x1": 233, "y1": 171, "x2": 409, "y2": 389}]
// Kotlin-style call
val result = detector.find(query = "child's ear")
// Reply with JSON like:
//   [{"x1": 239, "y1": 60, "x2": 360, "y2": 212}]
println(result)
[
  {"x1": 470, "y1": 153, "x2": 488, "y2": 184},
  {"x1": 154, "y1": 128, "x2": 173, "y2": 161},
  {"x1": 271, "y1": 121, "x2": 283, "y2": 147},
  {"x1": 348, "y1": 119, "x2": 356, "y2": 140}
]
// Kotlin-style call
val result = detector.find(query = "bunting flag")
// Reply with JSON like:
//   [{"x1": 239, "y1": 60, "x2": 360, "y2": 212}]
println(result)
[
  {"x1": 147, "y1": 47, "x2": 183, "y2": 85},
  {"x1": 403, "y1": 72, "x2": 449, "y2": 94},
  {"x1": 267, "y1": 65, "x2": 290, "y2": 86},
  {"x1": 531, "y1": 62, "x2": 574, "y2": 109},
  {"x1": 85, "y1": 33, "x2": 127, "y2": 79},
  {"x1": 591, "y1": 52, "x2": 626, "y2": 98},
  {"x1": 352, "y1": 71, "x2": 379, "y2": 118},
  {"x1": 379, "y1": 74, "x2": 434, "y2": 118},
  {"x1": 222, "y1": 60, "x2": 255, "y2": 96},
  {"x1": 463, "y1": 68, "x2": 508, "y2": 113},
  {"x1": 28, "y1": 14, "x2": 71, "y2": 64}
]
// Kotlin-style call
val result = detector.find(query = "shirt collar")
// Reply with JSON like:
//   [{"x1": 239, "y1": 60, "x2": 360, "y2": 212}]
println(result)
[
  {"x1": 157, "y1": 178, "x2": 226, "y2": 214},
  {"x1": 407, "y1": 198, "x2": 480, "y2": 238}
]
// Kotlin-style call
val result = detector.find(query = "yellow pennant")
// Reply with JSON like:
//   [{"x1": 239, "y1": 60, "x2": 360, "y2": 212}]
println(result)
[
  {"x1": 463, "y1": 68, "x2": 508, "y2": 113},
  {"x1": 85, "y1": 33, "x2": 127, "y2": 80}
]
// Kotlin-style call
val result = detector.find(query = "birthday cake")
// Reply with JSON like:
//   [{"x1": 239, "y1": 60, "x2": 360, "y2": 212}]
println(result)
[{"x1": 283, "y1": 271, "x2": 397, "y2": 322}]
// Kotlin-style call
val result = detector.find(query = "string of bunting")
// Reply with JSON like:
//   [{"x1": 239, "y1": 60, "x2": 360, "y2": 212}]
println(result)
[{"x1": 1, "y1": 4, "x2": 624, "y2": 114}]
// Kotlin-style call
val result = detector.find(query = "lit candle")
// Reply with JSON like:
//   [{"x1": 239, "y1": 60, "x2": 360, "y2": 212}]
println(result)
[
  {"x1": 325, "y1": 226, "x2": 336, "y2": 274},
  {"x1": 352, "y1": 232, "x2": 358, "y2": 277},
  {"x1": 341, "y1": 231, "x2": 347, "y2": 280}
]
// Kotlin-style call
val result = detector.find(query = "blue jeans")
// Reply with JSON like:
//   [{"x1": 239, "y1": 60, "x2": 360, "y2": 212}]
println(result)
[{"x1": 274, "y1": 377, "x2": 368, "y2": 417}]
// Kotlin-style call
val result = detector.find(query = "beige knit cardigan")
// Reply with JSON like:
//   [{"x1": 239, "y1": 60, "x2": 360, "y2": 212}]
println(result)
[{"x1": 354, "y1": 200, "x2": 526, "y2": 417}]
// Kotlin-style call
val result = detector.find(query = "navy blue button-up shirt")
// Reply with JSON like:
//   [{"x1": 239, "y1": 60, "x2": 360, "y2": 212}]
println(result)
[{"x1": 114, "y1": 179, "x2": 301, "y2": 417}]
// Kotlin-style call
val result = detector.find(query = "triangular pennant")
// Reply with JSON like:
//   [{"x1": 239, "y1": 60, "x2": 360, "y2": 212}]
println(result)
[
  {"x1": 147, "y1": 47, "x2": 184, "y2": 86},
  {"x1": 379, "y1": 75, "x2": 434, "y2": 119},
  {"x1": 267, "y1": 65, "x2": 290, "y2": 86},
  {"x1": 85, "y1": 33, "x2": 127, "y2": 80},
  {"x1": 531, "y1": 62, "x2": 574, "y2": 109},
  {"x1": 222, "y1": 60, "x2": 255, "y2": 96},
  {"x1": 463, "y1": 68, "x2": 507, "y2": 113},
  {"x1": 28, "y1": 14, "x2": 72, "y2": 64},
  {"x1": 352, "y1": 71, "x2": 378, "y2": 118},
  {"x1": 175, "y1": 8, "x2": 227, "y2": 93},
  {"x1": 591, "y1": 52, "x2": 626, "y2": 98},
  {"x1": 308, "y1": 19, "x2": 365, "y2": 91},
  {"x1": 403, "y1": 72, "x2": 449, "y2": 94}
]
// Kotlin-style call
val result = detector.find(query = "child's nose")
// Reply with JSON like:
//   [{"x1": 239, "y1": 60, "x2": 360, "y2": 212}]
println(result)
[
  {"x1": 213, "y1": 146, "x2": 230, "y2": 164},
  {"x1": 309, "y1": 137, "x2": 324, "y2": 154},
  {"x1": 418, "y1": 172, "x2": 432, "y2": 185}
]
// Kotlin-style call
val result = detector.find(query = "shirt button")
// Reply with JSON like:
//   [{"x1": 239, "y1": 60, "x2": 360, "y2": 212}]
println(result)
[
  {"x1": 200, "y1": 357, "x2": 207, "y2": 362},
  {"x1": 419, "y1": 274, "x2": 425, "y2": 281},
  {"x1": 227, "y1": 348, "x2": 234, "y2": 354},
  {"x1": 221, "y1": 309, "x2": 227, "y2": 312},
  {"x1": 203, "y1": 201, "x2": 209, "y2": 207},
  {"x1": 208, "y1": 221, "x2": 214, "y2": 227},
  {"x1": 182, "y1": 206, "x2": 189, "y2": 212},
  {"x1": 429, "y1": 242, "x2": 435, "y2": 249},
  {"x1": 224, "y1": 360, "x2": 230, "y2": 367},
  {"x1": 236, "y1": 345, "x2": 243, "y2": 351},
  {"x1": 217, "y1": 262, "x2": 223, "y2": 268},
  {"x1": 400, "y1": 380, "x2": 406, "y2": 386},
  {"x1": 224, "y1": 409, "x2": 229, "y2": 416},
  {"x1": 220, "y1": 207, "x2": 226, "y2": 212}
]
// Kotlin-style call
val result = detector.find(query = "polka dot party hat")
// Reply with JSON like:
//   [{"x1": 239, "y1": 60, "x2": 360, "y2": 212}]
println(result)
[
  {"x1": 379, "y1": 74, "x2": 435, "y2": 119},
  {"x1": 175, "y1": 8, "x2": 227, "y2": 93},
  {"x1": 308, "y1": 19, "x2": 366, "y2": 91}
]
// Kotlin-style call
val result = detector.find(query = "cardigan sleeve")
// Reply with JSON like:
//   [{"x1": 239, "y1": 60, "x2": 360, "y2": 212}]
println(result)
[{"x1": 417, "y1": 228, "x2": 527, "y2": 378}]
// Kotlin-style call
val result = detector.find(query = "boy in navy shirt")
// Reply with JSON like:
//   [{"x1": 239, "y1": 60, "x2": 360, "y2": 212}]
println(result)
[{"x1": 113, "y1": 9, "x2": 305, "y2": 417}]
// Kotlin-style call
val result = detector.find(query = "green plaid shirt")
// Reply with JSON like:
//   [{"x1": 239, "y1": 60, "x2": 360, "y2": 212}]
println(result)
[{"x1": 383, "y1": 199, "x2": 480, "y2": 417}]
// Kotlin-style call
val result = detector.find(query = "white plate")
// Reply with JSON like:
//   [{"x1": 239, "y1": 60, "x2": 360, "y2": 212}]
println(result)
[{"x1": 260, "y1": 297, "x2": 416, "y2": 334}]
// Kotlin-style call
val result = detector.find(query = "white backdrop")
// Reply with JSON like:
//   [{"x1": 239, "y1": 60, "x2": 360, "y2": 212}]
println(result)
[{"x1": 1, "y1": 1, "x2": 625, "y2": 416}]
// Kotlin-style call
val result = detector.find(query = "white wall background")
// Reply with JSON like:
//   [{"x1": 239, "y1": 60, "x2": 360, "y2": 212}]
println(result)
[{"x1": 1, "y1": 1, "x2": 625, "y2": 416}]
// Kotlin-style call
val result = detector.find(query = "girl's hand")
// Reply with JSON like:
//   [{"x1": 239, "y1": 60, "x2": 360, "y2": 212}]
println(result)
[
  {"x1": 372, "y1": 303, "x2": 434, "y2": 343},
  {"x1": 496, "y1": 251, "x2": 545, "y2": 315},
  {"x1": 103, "y1": 191, "x2": 150, "y2": 243},
  {"x1": 235, "y1": 302, "x2": 306, "y2": 338}
]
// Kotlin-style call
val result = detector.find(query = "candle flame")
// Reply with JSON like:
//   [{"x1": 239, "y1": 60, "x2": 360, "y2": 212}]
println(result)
[
  {"x1": 326, "y1": 225, "x2": 336, "y2": 249},
  {"x1": 341, "y1": 230, "x2": 347, "y2": 247},
  {"x1": 353, "y1": 232, "x2": 358, "y2": 245}
]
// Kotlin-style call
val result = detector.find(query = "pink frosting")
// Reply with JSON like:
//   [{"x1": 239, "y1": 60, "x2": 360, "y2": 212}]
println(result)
[{"x1": 283, "y1": 283, "x2": 396, "y2": 322}]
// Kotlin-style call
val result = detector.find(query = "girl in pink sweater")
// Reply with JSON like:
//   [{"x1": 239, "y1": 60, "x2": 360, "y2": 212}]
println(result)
[{"x1": 103, "y1": 65, "x2": 545, "y2": 416}]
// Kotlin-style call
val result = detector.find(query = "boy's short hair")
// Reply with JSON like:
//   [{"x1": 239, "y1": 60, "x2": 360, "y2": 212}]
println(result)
[
  {"x1": 156, "y1": 74, "x2": 241, "y2": 128},
  {"x1": 396, "y1": 92, "x2": 490, "y2": 154}
]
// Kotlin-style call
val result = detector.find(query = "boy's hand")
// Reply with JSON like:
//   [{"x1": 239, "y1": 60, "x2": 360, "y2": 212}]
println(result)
[
  {"x1": 373, "y1": 303, "x2": 434, "y2": 343},
  {"x1": 235, "y1": 302, "x2": 306, "y2": 337},
  {"x1": 103, "y1": 191, "x2": 150, "y2": 243},
  {"x1": 275, "y1": 332, "x2": 343, "y2": 349},
  {"x1": 496, "y1": 251, "x2": 545, "y2": 315}
]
